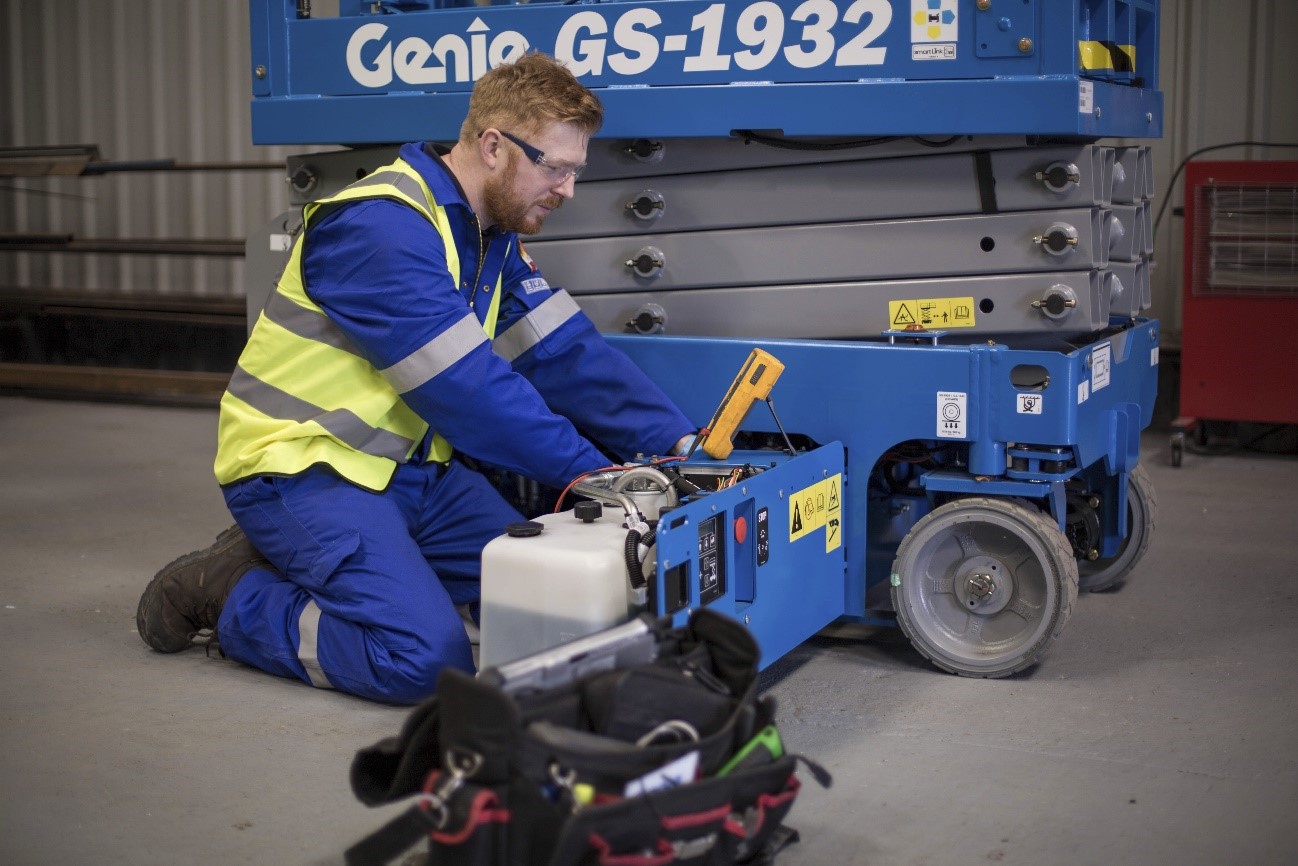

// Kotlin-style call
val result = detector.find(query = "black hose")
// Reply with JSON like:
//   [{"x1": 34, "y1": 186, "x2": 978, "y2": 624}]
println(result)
[
  {"x1": 671, "y1": 474, "x2": 704, "y2": 497},
  {"x1": 1151, "y1": 140, "x2": 1298, "y2": 245},
  {"x1": 624, "y1": 527, "x2": 657, "y2": 590}
]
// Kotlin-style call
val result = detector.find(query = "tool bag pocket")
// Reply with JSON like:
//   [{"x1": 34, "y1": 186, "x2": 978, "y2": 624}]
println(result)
[
  {"x1": 345, "y1": 610, "x2": 828, "y2": 866},
  {"x1": 721, "y1": 757, "x2": 802, "y2": 863},
  {"x1": 347, "y1": 771, "x2": 569, "y2": 866},
  {"x1": 546, "y1": 755, "x2": 801, "y2": 866},
  {"x1": 514, "y1": 662, "x2": 748, "y2": 795},
  {"x1": 423, "y1": 776, "x2": 511, "y2": 866}
]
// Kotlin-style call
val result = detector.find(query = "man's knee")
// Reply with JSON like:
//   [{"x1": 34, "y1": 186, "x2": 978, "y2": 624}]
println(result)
[{"x1": 365, "y1": 629, "x2": 474, "y2": 704}]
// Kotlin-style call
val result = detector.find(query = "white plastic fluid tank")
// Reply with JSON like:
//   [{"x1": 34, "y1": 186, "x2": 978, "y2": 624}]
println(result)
[{"x1": 478, "y1": 503, "x2": 646, "y2": 670}]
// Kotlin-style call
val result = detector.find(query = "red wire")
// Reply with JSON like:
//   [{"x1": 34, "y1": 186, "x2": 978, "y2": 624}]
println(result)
[
  {"x1": 553, "y1": 454, "x2": 691, "y2": 512},
  {"x1": 553, "y1": 464, "x2": 624, "y2": 512}
]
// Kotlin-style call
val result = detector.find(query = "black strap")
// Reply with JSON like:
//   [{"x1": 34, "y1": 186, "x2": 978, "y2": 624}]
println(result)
[
  {"x1": 973, "y1": 150, "x2": 999, "y2": 214},
  {"x1": 790, "y1": 753, "x2": 834, "y2": 789},
  {"x1": 739, "y1": 825, "x2": 801, "y2": 865},
  {"x1": 344, "y1": 804, "x2": 437, "y2": 866}
]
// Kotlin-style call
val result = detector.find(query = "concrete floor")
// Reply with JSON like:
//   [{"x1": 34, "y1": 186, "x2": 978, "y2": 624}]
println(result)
[{"x1": 2, "y1": 395, "x2": 1296, "y2": 865}]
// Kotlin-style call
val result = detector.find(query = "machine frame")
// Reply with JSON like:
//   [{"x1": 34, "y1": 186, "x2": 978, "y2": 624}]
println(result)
[
  {"x1": 250, "y1": 0, "x2": 1162, "y2": 143},
  {"x1": 245, "y1": 0, "x2": 1164, "y2": 677}
]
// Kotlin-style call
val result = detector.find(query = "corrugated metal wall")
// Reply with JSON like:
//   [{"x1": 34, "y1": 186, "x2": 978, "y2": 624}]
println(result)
[
  {"x1": 1149, "y1": 0, "x2": 1298, "y2": 346},
  {"x1": 0, "y1": 0, "x2": 297, "y2": 300},
  {"x1": 3, "y1": 0, "x2": 1296, "y2": 344}
]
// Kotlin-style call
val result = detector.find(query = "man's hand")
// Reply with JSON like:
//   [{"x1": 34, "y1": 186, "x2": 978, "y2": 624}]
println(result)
[{"x1": 671, "y1": 433, "x2": 698, "y2": 457}]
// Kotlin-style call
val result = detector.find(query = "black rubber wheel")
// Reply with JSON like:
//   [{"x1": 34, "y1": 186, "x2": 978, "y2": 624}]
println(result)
[{"x1": 1077, "y1": 465, "x2": 1157, "y2": 593}]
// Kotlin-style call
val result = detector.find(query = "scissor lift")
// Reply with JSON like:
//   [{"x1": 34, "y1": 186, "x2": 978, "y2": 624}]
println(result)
[{"x1": 246, "y1": 0, "x2": 1163, "y2": 676}]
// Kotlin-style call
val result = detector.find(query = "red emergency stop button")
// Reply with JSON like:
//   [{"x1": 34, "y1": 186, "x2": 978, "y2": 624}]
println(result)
[{"x1": 734, "y1": 515, "x2": 748, "y2": 544}]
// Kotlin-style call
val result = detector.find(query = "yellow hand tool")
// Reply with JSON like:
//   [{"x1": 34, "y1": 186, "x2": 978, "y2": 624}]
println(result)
[{"x1": 695, "y1": 348, "x2": 785, "y2": 460}]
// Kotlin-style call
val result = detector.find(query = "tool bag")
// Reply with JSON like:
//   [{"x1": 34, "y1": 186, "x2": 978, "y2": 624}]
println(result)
[{"x1": 345, "y1": 609, "x2": 830, "y2": 866}]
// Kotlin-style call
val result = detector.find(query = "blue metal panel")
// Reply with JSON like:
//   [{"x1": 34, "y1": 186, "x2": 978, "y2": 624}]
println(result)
[
  {"x1": 983, "y1": 323, "x2": 1160, "y2": 473},
  {"x1": 249, "y1": 0, "x2": 277, "y2": 98},
  {"x1": 974, "y1": 0, "x2": 1036, "y2": 59},
  {"x1": 653, "y1": 444, "x2": 847, "y2": 668},
  {"x1": 248, "y1": 0, "x2": 1163, "y2": 144},
  {"x1": 609, "y1": 318, "x2": 1159, "y2": 619}
]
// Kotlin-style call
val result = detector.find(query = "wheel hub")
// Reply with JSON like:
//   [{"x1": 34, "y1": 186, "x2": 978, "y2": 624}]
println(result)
[
  {"x1": 953, "y1": 556, "x2": 1012, "y2": 614},
  {"x1": 967, "y1": 573, "x2": 995, "y2": 598}
]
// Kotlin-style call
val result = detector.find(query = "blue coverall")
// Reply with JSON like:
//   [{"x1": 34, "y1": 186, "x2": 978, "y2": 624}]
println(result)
[{"x1": 216, "y1": 143, "x2": 693, "y2": 704}]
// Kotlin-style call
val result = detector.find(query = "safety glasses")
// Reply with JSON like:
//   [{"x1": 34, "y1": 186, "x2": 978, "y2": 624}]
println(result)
[{"x1": 498, "y1": 130, "x2": 587, "y2": 183}]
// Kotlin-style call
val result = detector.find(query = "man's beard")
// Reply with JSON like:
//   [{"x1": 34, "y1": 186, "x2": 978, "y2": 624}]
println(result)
[{"x1": 483, "y1": 155, "x2": 563, "y2": 235}]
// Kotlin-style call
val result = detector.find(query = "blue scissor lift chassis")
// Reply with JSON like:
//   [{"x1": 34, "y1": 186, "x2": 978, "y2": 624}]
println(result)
[{"x1": 246, "y1": 0, "x2": 1164, "y2": 676}]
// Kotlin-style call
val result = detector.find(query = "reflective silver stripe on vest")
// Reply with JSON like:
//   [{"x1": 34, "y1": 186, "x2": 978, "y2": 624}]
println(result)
[
  {"x1": 297, "y1": 600, "x2": 333, "y2": 689},
  {"x1": 493, "y1": 290, "x2": 582, "y2": 364},
  {"x1": 342, "y1": 170, "x2": 428, "y2": 207},
  {"x1": 227, "y1": 365, "x2": 416, "y2": 461},
  {"x1": 262, "y1": 291, "x2": 359, "y2": 356},
  {"x1": 382, "y1": 313, "x2": 489, "y2": 394}
]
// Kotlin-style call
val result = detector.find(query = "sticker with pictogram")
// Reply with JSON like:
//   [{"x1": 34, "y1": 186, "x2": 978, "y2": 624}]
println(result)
[
  {"x1": 911, "y1": 0, "x2": 958, "y2": 43},
  {"x1": 937, "y1": 391, "x2": 967, "y2": 439},
  {"x1": 1017, "y1": 393, "x2": 1043, "y2": 415},
  {"x1": 789, "y1": 478, "x2": 828, "y2": 543},
  {"x1": 889, "y1": 297, "x2": 976, "y2": 329},
  {"x1": 824, "y1": 474, "x2": 842, "y2": 553}
]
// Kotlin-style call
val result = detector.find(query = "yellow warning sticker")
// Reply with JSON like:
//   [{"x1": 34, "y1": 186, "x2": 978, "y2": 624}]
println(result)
[
  {"x1": 1078, "y1": 41, "x2": 1135, "y2": 72},
  {"x1": 824, "y1": 474, "x2": 842, "y2": 553},
  {"x1": 789, "y1": 480, "x2": 822, "y2": 542},
  {"x1": 789, "y1": 477, "x2": 840, "y2": 545},
  {"x1": 888, "y1": 297, "x2": 977, "y2": 329}
]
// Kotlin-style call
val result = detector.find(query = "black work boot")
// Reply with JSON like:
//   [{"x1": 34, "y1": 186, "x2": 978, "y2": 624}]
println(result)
[{"x1": 136, "y1": 524, "x2": 268, "y2": 653}]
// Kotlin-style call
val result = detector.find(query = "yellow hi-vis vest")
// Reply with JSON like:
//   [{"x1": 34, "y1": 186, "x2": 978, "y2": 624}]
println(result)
[{"x1": 214, "y1": 157, "x2": 505, "y2": 491}]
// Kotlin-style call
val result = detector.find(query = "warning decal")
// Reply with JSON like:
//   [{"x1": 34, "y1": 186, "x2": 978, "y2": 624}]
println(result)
[
  {"x1": 825, "y1": 474, "x2": 842, "y2": 553},
  {"x1": 789, "y1": 477, "x2": 838, "y2": 544},
  {"x1": 1016, "y1": 393, "x2": 1043, "y2": 415},
  {"x1": 889, "y1": 297, "x2": 976, "y2": 329}
]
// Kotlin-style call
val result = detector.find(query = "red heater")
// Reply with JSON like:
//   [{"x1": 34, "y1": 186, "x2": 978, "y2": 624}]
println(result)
[{"x1": 1173, "y1": 160, "x2": 1298, "y2": 464}]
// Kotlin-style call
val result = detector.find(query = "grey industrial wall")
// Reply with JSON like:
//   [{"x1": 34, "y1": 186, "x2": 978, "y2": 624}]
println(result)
[
  {"x1": 0, "y1": 1, "x2": 298, "y2": 300},
  {"x1": 3, "y1": 0, "x2": 1296, "y2": 348},
  {"x1": 1143, "y1": 0, "x2": 1298, "y2": 345}
]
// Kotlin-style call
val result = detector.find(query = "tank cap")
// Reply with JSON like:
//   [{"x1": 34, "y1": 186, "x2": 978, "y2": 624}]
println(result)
[
  {"x1": 505, "y1": 521, "x2": 544, "y2": 538},
  {"x1": 574, "y1": 501, "x2": 603, "y2": 523}
]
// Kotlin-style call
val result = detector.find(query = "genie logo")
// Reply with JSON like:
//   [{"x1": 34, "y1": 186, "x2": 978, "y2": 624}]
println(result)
[
  {"x1": 346, "y1": 19, "x2": 530, "y2": 87},
  {"x1": 345, "y1": 2, "x2": 899, "y2": 89}
]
